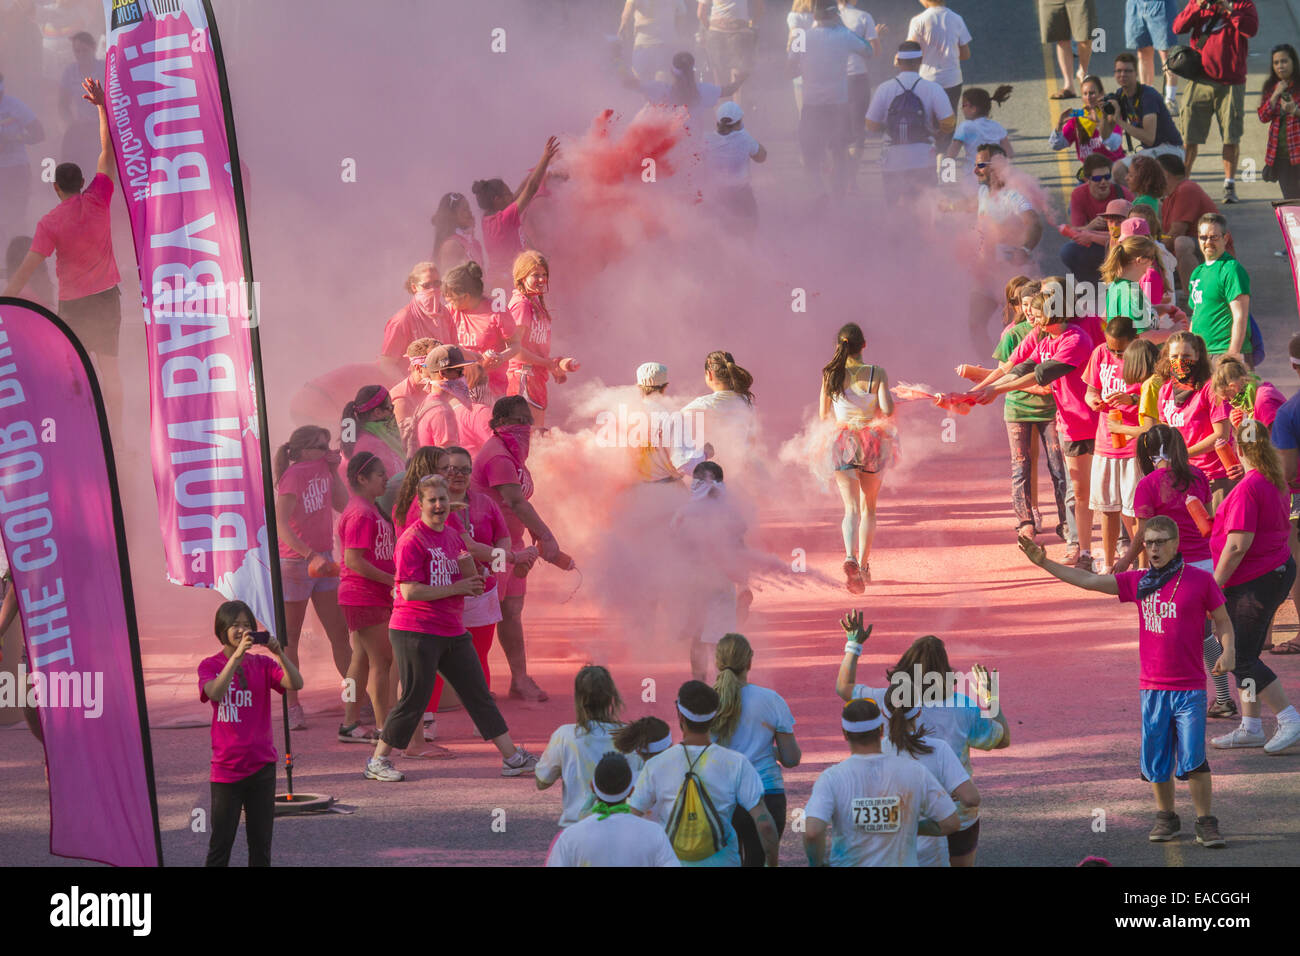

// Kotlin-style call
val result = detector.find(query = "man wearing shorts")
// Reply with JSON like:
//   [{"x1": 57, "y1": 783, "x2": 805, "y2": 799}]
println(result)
[
  {"x1": 1039, "y1": 0, "x2": 1097, "y2": 100},
  {"x1": 1171, "y1": 0, "x2": 1258, "y2": 203},
  {"x1": 3, "y1": 78, "x2": 122, "y2": 425},
  {"x1": 1125, "y1": 0, "x2": 1181, "y2": 114},
  {"x1": 1267, "y1": 333, "x2": 1300, "y2": 655},
  {"x1": 1020, "y1": 515, "x2": 1233, "y2": 847}
]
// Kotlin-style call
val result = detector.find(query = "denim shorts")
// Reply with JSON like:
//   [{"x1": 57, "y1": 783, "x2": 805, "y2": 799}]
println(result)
[
  {"x1": 1125, "y1": 0, "x2": 1177, "y2": 52},
  {"x1": 280, "y1": 551, "x2": 339, "y2": 602}
]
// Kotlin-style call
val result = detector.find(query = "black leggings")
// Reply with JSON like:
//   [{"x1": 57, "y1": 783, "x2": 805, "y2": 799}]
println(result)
[
  {"x1": 1222, "y1": 558, "x2": 1296, "y2": 696},
  {"x1": 733, "y1": 792, "x2": 787, "y2": 867},
  {"x1": 206, "y1": 760, "x2": 276, "y2": 867},
  {"x1": 384, "y1": 629, "x2": 507, "y2": 749}
]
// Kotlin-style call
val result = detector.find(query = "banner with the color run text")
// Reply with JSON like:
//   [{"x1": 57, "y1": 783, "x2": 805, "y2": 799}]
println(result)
[
  {"x1": 0, "y1": 299, "x2": 162, "y2": 867},
  {"x1": 102, "y1": 0, "x2": 277, "y2": 632},
  {"x1": 1276, "y1": 201, "x2": 1300, "y2": 322}
]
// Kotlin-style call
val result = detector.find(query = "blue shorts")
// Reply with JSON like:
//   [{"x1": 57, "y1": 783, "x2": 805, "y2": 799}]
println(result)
[
  {"x1": 1125, "y1": 0, "x2": 1177, "y2": 52},
  {"x1": 1139, "y1": 688, "x2": 1209, "y2": 783},
  {"x1": 280, "y1": 550, "x2": 339, "y2": 602}
]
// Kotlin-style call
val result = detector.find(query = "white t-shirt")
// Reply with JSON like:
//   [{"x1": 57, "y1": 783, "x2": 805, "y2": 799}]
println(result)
[
  {"x1": 853, "y1": 683, "x2": 1004, "y2": 774},
  {"x1": 796, "y1": 22, "x2": 871, "y2": 106},
  {"x1": 865, "y1": 72, "x2": 953, "y2": 170},
  {"x1": 907, "y1": 5, "x2": 971, "y2": 88},
  {"x1": 704, "y1": 127, "x2": 762, "y2": 187},
  {"x1": 880, "y1": 733, "x2": 973, "y2": 866},
  {"x1": 805, "y1": 752, "x2": 957, "y2": 867},
  {"x1": 951, "y1": 116, "x2": 1008, "y2": 175},
  {"x1": 633, "y1": 0, "x2": 686, "y2": 46},
  {"x1": 640, "y1": 80, "x2": 724, "y2": 129},
  {"x1": 546, "y1": 812, "x2": 682, "y2": 867},
  {"x1": 680, "y1": 389, "x2": 756, "y2": 468},
  {"x1": 713, "y1": 683, "x2": 796, "y2": 793},
  {"x1": 629, "y1": 742, "x2": 764, "y2": 867},
  {"x1": 707, "y1": 0, "x2": 749, "y2": 21},
  {"x1": 839, "y1": 5, "x2": 877, "y2": 77},
  {"x1": 977, "y1": 183, "x2": 1034, "y2": 259},
  {"x1": 536, "y1": 722, "x2": 644, "y2": 827}
]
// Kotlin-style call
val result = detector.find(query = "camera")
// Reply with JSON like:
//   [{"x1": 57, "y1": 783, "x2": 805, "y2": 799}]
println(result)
[
  {"x1": 1102, "y1": 94, "x2": 1120, "y2": 117},
  {"x1": 249, "y1": 630, "x2": 272, "y2": 645}
]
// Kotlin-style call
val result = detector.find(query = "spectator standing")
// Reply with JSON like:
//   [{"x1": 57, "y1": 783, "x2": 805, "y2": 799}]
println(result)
[
  {"x1": 1040, "y1": 0, "x2": 1097, "y2": 100},
  {"x1": 1125, "y1": 0, "x2": 1182, "y2": 114},
  {"x1": 1258, "y1": 44, "x2": 1300, "y2": 207}
]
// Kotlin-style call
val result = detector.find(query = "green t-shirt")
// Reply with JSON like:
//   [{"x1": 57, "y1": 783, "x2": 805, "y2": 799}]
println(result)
[
  {"x1": 994, "y1": 321, "x2": 1055, "y2": 423},
  {"x1": 1188, "y1": 254, "x2": 1251, "y2": 356},
  {"x1": 1105, "y1": 278, "x2": 1155, "y2": 332},
  {"x1": 1133, "y1": 194, "x2": 1159, "y2": 216}
]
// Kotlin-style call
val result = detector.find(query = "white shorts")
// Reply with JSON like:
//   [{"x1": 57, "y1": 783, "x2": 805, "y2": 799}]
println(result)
[
  {"x1": 462, "y1": 584, "x2": 502, "y2": 629},
  {"x1": 1089, "y1": 454, "x2": 1139, "y2": 515}
]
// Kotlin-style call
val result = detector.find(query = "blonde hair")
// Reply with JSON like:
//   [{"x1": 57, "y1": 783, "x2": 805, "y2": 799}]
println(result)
[
  {"x1": 416, "y1": 473, "x2": 449, "y2": 502},
  {"x1": 1210, "y1": 355, "x2": 1250, "y2": 401},
  {"x1": 711, "y1": 634, "x2": 754, "y2": 742},
  {"x1": 1100, "y1": 236, "x2": 1159, "y2": 283},
  {"x1": 512, "y1": 249, "x2": 549, "y2": 292},
  {"x1": 404, "y1": 261, "x2": 438, "y2": 294},
  {"x1": 1237, "y1": 420, "x2": 1286, "y2": 494},
  {"x1": 274, "y1": 426, "x2": 329, "y2": 482}
]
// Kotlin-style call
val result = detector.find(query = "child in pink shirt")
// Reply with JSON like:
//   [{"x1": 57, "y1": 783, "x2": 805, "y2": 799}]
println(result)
[{"x1": 505, "y1": 250, "x2": 579, "y2": 429}]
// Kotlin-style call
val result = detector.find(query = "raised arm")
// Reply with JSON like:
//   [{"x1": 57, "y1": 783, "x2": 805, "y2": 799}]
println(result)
[
  {"x1": 513, "y1": 137, "x2": 561, "y2": 214},
  {"x1": 1018, "y1": 534, "x2": 1119, "y2": 594},
  {"x1": 82, "y1": 78, "x2": 114, "y2": 181}
]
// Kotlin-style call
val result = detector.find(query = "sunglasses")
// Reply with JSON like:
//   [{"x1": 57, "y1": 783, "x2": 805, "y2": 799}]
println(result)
[
  {"x1": 420, "y1": 279, "x2": 441, "y2": 290},
  {"x1": 1143, "y1": 537, "x2": 1174, "y2": 548},
  {"x1": 442, "y1": 465, "x2": 472, "y2": 476},
  {"x1": 1198, "y1": 233, "x2": 1224, "y2": 242},
  {"x1": 1090, "y1": 174, "x2": 1112, "y2": 183},
  {"x1": 974, "y1": 162, "x2": 992, "y2": 170}
]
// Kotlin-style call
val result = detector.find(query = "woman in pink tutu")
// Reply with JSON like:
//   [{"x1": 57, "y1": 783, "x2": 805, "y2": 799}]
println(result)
[{"x1": 816, "y1": 323, "x2": 897, "y2": 592}]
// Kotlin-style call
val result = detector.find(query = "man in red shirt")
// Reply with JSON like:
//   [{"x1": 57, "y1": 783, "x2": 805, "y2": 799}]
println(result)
[
  {"x1": 1157, "y1": 152, "x2": 1227, "y2": 285},
  {"x1": 3, "y1": 77, "x2": 122, "y2": 422},
  {"x1": 1059, "y1": 153, "x2": 1132, "y2": 283},
  {"x1": 1172, "y1": 0, "x2": 1258, "y2": 201}
]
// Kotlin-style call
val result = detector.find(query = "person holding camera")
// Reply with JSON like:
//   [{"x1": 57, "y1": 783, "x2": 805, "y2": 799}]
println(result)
[
  {"x1": 1258, "y1": 44, "x2": 1300, "y2": 205},
  {"x1": 1110, "y1": 53, "x2": 1184, "y2": 188},
  {"x1": 199, "y1": 601, "x2": 304, "y2": 867},
  {"x1": 1172, "y1": 0, "x2": 1258, "y2": 203}
]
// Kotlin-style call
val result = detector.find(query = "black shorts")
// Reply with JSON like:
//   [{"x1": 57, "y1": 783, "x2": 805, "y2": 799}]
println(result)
[
  {"x1": 59, "y1": 285, "x2": 122, "y2": 358},
  {"x1": 947, "y1": 818, "x2": 980, "y2": 857},
  {"x1": 1064, "y1": 438, "x2": 1095, "y2": 457}
]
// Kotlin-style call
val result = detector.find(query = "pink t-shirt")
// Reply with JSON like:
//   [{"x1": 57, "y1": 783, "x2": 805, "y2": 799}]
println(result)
[
  {"x1": 1076, "y1": 314, "x2": 1105, "y2": 349},
  {"x1": 455, "y1": 304, "x2": 516, "y2": 397},
  {"x1": 276, "y1": 460, "x2": 335, "y2": 559},
  {"x1": 391, "y1": 520, "x2": 471, "y2": 635},
  {"x1": 453, "y1": 489, "x2": 510, "y2": 593},
  {"x1": 198, "y1": 651, "x2": 285, "y2": 783},
  {"x1": 381, "y1": 297, "x2": 457, "y2": 360},
  {"x1": 1010, "y1": 324, "x2": 1097, "y2": 442},
  {"x1": 472, "y1": 433, "x2": 532, "y2": 545},
  {"x1": 31, "y1": 173, "x2": 121, "y2": 301},
  {"x1": 1061, "y1": 116, "x2": 1126, "y2": 163},
  {"x1": 1139, "y1": 266, "x2": 1166, "y2": 311},
  {"x1": 506, "y1": 290, "x2": 552, "y2": 377},
  {"x1": 1083, "y1": 344, "x2": 1141, "y2": 459},
  {"x1": 342, "y1": 431, "x2": 406, "y2": 487},
  {"x1": 1158, "y1": 381, "x2": 1229, "y2": 480},
  {"x1": 1132, "y1": 466, "x2": 1212, "y2": 563},
  {"x1": 1115, "y1": 566, "x2": 1225, "y2": 691},
  {"x1": 1210, "y1": 470, "x2": 1292, "y2": 587},
  {"x1": 336, "y1": 496, "x2": 396, "y2": 607},
  {"x1": 1251, "y1": 382, "x2": 1285, "y2": 429},
  {"x1": 482, "y1": 201, "x2": 524, "y2": 281},
  {"x1": 413, "y1": 394, "x2": 493, "y2": 457}
]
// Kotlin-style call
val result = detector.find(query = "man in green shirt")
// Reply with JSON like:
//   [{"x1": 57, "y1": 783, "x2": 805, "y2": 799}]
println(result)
[{"x1": 1187, "y1": 212, "x2": 1250, "y2": 363}]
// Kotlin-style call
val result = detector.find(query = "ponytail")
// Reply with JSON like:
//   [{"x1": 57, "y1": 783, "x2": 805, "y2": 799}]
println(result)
[
  {"x1": 822, "y1": 323, "x2": 866, "y2": 399},
  {"x1": 1135, "y1": 424, "x2": 1195, "y2": 494},
  {"x1": 341, "y1": 401, "x2": 360, "y2": 458},
  {"x1": 705, "y1": 349, "x2": 755, "y2": 405},
  {"x1": 275, "y1": 426, "x2": 329, "y2": 484},
  {"x1": 711, "y1": 634, "x2": 753, "y2": 742},
  {"x1": 885, "y1": 676, "x2": 932, "y2": 759},
  {"x1": 611, "y1": 715, "x2": 671, "y2": 761}
]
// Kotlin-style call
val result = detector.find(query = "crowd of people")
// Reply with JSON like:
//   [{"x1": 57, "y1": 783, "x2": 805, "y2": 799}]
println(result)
[{"x1": 2, "y1": 0, "x2": 1299, "y2": 867}]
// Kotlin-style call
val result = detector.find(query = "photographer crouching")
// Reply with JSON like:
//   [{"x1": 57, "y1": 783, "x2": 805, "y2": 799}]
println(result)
[
  {"x1": 1109, "y1": 52, "x2": 1185, "y2": 189},
  {"x1": 198, "y1": 601, "x2": 304, "y2": 866}
]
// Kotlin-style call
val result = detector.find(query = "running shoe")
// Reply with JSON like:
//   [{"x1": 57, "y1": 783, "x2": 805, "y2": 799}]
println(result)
[
  {"x1": 1194, "y1": 816, "x2": 1225, "y2": 848},
  {"x1": 287, "y1": 704, "x2": 307, "y2": 730},
  {"x1": 338, "y1": 722, "x2": 377, "y2": 743},
  {"x1": 1073, "y1": 550, "x2": 1094, "y2": 571},
  {"x1": 1264, "y1": 720, "x2": 1300, "y2": 754},
  {"x1": 1211, "y1": 727, "x2": 1266, "y2": 749},
  {"x1": 1148, "y1": 810, "x2": 1180, "y2": 842},
  {"x1": 861, "y1": 561, "x2": 872, "y2": 584},
  {"x1": 1207, "y1": 698, "x2": 1238, "y2": 720},
  {"x1": 364, "y1": 755, "x2": 404, "y2": 782},
  {"x1": 1055, "y1": 522, "x2": 1068, "y2": 541},
  {"x1": 502, "y1": 746, "x2": 540, "y2": 777},
  {"x1": 1063, "y1": 544, "x2": 1081, "y2": 566},
  {"x1": 843, "y1": 558, "x2": 865, "y2": 594},
  {"x1": 1222, "y1": 182, "x2": 1238, "y2": 204},
  {"x1": 508, "y1": 676, "x2": 549, "y2": 702}
]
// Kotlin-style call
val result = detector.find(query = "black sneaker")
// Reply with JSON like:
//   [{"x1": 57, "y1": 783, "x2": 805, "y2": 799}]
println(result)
[
  {"x1": 1222, "y1": 182, "x2": 1238, "y2": 204},
  {"x1": 1149, "y1": 810, "x2": 1180, "y2": 842},
  {"x1": 1195, "y1": 815, "x2": 1225, "y2": 848}
]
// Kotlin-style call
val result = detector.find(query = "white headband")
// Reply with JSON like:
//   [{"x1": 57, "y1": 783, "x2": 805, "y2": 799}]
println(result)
[
  {"x1": 843, "y1": 715, "x2": 885, "y2": 732},
  {"x1": 592, "y1": 780, "x2": 635, "y2": 803},
  {"x1": 896, "y1": 49, "x2": 923, "y2": 60},
  {"x1": 879, "y1": 701, "x2": 922, "y2": 721},
  {"x1": 1153, "y1": 442, "x2": 1170, "y2": 463},
  {"x1": 645, "y1": 733, "x2": 673, "y2": 755},
  {"x1": 677, "y1": 700, "x2": 718, "y2": 723},
  {"x1": 1290, "y1": 355, "x2": 1300, "y2": 369}
]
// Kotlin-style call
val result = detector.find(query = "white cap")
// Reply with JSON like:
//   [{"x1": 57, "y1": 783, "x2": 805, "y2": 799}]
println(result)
[
  {"x1": 637, "y1": 362, "x2": 669, "y2": 387},
  {"x1": 716, "y1": 101, "x2": 743, "y2": 125}
]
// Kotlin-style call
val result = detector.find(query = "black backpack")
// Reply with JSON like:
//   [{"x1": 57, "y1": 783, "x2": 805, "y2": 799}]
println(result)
[
  {"x1": 886, "y1": 76, "x2": 930, "y2": 145},
  {"x1": 1165, "y1": 45, "x2": 1204, "y2": 81}
]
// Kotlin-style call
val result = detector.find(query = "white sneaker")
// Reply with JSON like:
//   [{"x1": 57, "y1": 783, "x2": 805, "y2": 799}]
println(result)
[
  {"x1": 1165, "y1": 95, "x2": 1179, "y2": 117},
  {"x1": 364, "y1": 755, "x2": 404, "y2": 781},
  {"x1": 287, "y1": 704, "x2": 307, "y2": 730},
  {"x1": 1264, "y1": 720, "x2": 1300, "y2": 754},
  {"x1": 1211, "y1": 727, "x2": 1267, "y2": 749}
]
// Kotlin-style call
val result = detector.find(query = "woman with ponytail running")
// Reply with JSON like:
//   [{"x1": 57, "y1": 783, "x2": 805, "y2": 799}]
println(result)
[
  {"x1": 711, "y1": 633, "x2": 800, "y2": 867},
  {"x1": 814, "y1": 323, "x2": 896, "y2": 590},
  {"x1": 682, "y1": 349, "x2": 758, "y2": 480}
]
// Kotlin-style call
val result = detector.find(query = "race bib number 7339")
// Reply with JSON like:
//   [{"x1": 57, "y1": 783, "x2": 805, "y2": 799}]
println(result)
[{"x1": 851, "y1": 796, "x2": 900, "y2": 832}]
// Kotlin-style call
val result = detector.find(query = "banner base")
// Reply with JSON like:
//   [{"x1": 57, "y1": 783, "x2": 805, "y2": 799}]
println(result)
[{"x1": 274, "y1": 793, "x2": 337, "y2": 815}]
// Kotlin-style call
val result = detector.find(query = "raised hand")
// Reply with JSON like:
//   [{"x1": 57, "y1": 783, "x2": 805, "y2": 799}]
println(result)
[
  {"x1": 81, "y1": 77, "x2": 106, "y2": 108},
  {"x1": 840, "y1": 610, "x2": 870, "y2": 643}
]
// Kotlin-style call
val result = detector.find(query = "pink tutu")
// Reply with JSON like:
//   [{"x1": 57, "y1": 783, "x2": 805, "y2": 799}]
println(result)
[{"x1": 800, "y1": 417, "x2": 900, "y2": 484}]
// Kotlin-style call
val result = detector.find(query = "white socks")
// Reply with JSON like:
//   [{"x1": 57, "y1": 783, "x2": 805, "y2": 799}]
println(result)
[{"x1": 1241, "y1": 716, "x2": 1263, "y2": 734}]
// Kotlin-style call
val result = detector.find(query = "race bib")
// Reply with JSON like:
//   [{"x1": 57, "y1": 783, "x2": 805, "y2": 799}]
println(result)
[{"x1": 851, "y1": 796, "x2": 901, "y2": 833}]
